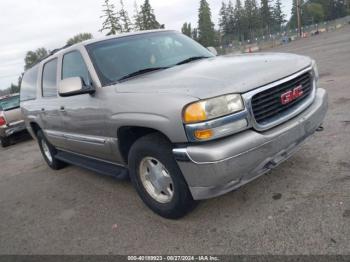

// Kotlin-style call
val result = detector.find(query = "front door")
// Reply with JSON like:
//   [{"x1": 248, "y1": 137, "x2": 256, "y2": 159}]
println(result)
[{"x1": 57, "y1": 50, "x2": 114, "y2": 161}]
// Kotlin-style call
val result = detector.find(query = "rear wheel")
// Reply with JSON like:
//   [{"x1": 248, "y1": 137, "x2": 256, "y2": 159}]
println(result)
[
  {"x1": 128, "y1": 133, "x2": 197, "y2": 219},
  {"x1": 37, "y1": 130, "x2": 66, "y2": 170},
  {"x1": 0, "y1": 137, "x2": 10, "y2": 148}
]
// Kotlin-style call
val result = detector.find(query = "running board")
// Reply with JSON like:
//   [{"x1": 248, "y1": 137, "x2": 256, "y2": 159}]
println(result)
[{"x1": 55, "y1": 151, "x2": 129, "y2": 180}]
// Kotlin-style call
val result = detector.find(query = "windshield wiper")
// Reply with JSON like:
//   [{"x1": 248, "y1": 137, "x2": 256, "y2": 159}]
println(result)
[
  {"x1": 176, "y1": 56, "x2": 210, "y2": 66},
  {"x1": 117, "y1": 67, "x2": 169, "y2": 82}
]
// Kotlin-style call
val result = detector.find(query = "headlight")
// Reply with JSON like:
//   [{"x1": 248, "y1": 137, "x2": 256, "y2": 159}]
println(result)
[
  {"x1": 183, "y1": 94, "x2": 244, "y2": 124},
  {"x1": 183, "y1": 94, "x2": 248, "y2": 141},
  {"x1": 311, "y1": 60, "x2": 319, "y2": 84}
]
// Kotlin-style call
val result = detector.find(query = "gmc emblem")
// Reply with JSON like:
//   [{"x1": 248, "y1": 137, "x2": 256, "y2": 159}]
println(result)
[{"x1": 281, "y1": 85, "x2": 304, "y2": 105}]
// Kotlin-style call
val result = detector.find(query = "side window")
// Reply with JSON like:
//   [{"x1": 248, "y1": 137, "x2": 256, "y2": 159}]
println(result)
[
  {"x1": 20, "y1": 66, "x2": 39, "y2": 101},
  {"x1": 62, "y1": 51, "x2": 91, "y2": 86},
  {"x1": 42, "y1": 59, "x2": 58, "y2": 97}
]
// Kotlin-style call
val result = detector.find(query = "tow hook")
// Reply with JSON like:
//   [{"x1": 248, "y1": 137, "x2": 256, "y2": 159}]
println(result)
[{"x1": 316, "y1": 125, "x2": 324, "y2": 132}]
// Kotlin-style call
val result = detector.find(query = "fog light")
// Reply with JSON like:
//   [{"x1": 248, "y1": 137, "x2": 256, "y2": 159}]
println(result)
[{"x1": 194, "y1": 129, "x2": 213, "y2": 140}]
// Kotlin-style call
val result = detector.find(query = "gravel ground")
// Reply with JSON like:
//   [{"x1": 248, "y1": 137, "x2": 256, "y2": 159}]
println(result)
[{"x1": 0, "y1": 26, "x2": 350, "y2": 255}]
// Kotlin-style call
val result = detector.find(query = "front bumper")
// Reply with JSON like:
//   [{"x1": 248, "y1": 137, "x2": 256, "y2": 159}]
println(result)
[
  {"x1": 0, "y1": 120, "x2": 26, "y2": 138},
  {"x1": 173, "y1": 88, "x2": 328, "y2": 200}
]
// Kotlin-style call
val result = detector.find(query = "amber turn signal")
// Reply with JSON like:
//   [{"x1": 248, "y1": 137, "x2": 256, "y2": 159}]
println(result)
[
  {"x1": 194, "y1": 129, "x2": 213, "y2": 140},
  {"x1": 183, "y1": 102, "x2": 207, "y2": 123}
]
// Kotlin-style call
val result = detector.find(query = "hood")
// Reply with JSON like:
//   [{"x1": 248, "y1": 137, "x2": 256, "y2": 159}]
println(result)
[{"x1": 116, "y1": 52, "x2": 312, "y2": 99}]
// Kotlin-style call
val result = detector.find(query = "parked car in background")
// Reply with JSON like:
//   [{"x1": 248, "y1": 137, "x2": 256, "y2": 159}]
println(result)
[
  {"x1": 21, "y1": 30, "x2": 327, "y2": 218},
  {"x1": 0, "y1": 94, "x2": 26, "y2": 147}
]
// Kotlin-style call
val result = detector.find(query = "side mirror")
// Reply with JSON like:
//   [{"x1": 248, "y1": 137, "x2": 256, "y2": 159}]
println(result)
[
  {"x1": 58, "y1": 77, "x2": 95, "y2": 97},
  {"x1": 207, "y1": 46, "x2": 218, "y2": 56}
]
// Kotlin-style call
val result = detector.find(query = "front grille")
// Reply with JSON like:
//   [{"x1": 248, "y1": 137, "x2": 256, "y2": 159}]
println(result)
[{"x1": 251, "y1": 72, "x2": 313, "y2": 125}]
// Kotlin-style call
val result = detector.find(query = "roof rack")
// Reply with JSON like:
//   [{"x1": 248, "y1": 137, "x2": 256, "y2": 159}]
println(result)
[
  {"x1": 49, "y1": 43, "x2": 72, "y2": 56},
  {"x1": 29, "y1": 43, "x2": 73, "y2": 70}
]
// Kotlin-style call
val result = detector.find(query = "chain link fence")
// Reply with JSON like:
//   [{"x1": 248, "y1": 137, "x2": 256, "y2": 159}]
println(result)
[{"x1": 216, "y1": 15, "x2": 350, "y2": 55}]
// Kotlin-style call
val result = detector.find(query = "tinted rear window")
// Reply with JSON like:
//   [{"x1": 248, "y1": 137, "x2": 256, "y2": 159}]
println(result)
[
  {"x1": 20, "y1": 66, "x2": 39, "y2": 101},
  {"x1": 42, "y1": 59, "x2": 58, "y2": 97}
]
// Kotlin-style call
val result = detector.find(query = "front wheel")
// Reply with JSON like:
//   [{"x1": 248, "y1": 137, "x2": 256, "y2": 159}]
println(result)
[
  {"x1": 37, "y1": 130, "x2": 66, "y2": 170},
  {"x1": 128, "y1": 133, "x2": 197, "y2": 219}
]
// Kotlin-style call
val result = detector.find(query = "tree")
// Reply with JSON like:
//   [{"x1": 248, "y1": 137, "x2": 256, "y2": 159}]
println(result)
[
  {"x1": 66, "y1": 33, "x2": 93, "y2": 45},
  {"x1": 218, "y1": 1, "x2": 236, "y2": 44},
  {"x1": 244, "y1": 0, "x2": 260, "y2": 40},
  {"x1": 329, "y1": 0, "x2": 347, "y2": 19},
  {"x1": 0, "y1": 88, "x2": 10, "y2": 96},
  {"x1": 273, "y1": 0, "x2": 286, "y2": 32},
  {"x1": 119, "y1": 0, "x2": 132, "y2": 32},
  {"x1": 138, "y1": 0, "x2": 162, "y2": 30},
  {"x1": 226, "y1": 1, "x2": 235, "y2": 35},
  {"x1": 218, "y1": 0, "x2": 286, "y2": 44},
  {"x1": 192, "y1": 28, "x2": 199, "y2": 41},
  {"x1": 188, "y1": 23, "x2": 192, "y2": 37},
  {"x1": 234, "y1": 0, "x2": 245, "y2": 41},
  {"x1": 219, "y1": 2, "x2": 229, "y2": 33},
  {"x1": 304, "y1": 3, "x2": 325, "y2": 24},
  {"x1": 10, "y1": 83, "x2": 20, "y2": 94},
  {"x1": 288, "y1": 0, "x2": 347, "y2": 29},
  {"x1": 0, "y1": 82, "x2": 20, "y2": 96},
  {"x1": 133, "y1": 2, "x2": 143, "y2": 31},
  {"x1": 198, "y1": 0, "x2": 216, "y2": 46},
  {"x1": 289, "y1": 0, "x2": 297, "y2": 28},
  {"x1": 289, "y1": 0, "x2": 306, "y2": 28},
  {"x1": 260, "y1": 0, "x2": 273, "y2": 35},
  {"x1": 182, "y1": 22, "x2": 192, "y2": 37},
  {"x1": 218, "y1": 1, "x2": 229, "y2": 44},
  {"x1": 24, "y1": 48, "x2": 48, "y2": 70},
  {"x1": 100, "y1": 0, "x2": 121, "y2": 35}
]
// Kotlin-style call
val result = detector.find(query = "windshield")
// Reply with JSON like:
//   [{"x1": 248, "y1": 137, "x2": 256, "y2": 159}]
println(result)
[
  {"x1": 0, "y1": 95, "x2": 20, "y2": 111},
  {"x1": 87, "y1": 31, "x2": 214, "y2": 85}
]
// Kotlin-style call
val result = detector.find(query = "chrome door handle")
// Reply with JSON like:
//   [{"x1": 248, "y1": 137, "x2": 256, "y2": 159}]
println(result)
[{"x1": 60, "y1": 106, "x2": 65, "y2": 112}]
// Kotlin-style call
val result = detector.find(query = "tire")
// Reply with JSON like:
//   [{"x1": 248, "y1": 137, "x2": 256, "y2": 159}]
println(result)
[
  {"x1": 0, "y1": 137, "x2": 10, "y2": 148},
  {"x1": 128, "y1": 133, "x2": 197, "y2": 219},
  {"x1": 37, "y1": 130, "x2": 66, "y2": 170}
]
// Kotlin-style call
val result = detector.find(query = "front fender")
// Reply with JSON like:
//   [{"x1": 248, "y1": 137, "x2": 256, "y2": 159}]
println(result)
[{"x1": 104, "y1": 91, "x2": 198, "y2": 143}]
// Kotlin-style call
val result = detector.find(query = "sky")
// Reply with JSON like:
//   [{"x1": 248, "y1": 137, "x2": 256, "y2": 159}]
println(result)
[{"x1": 0, "y1": 0, "x2": 292, "y2": 90}]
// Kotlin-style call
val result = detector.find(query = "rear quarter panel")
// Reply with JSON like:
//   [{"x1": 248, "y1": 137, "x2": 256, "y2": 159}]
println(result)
[{"x1": 21, "y1": 100, "x2": 42, "y2": 139}]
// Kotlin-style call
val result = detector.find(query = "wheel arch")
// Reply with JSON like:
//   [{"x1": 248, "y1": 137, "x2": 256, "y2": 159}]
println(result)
[{"x1": 117, "y1": 126, "x2": 172, "y2": 164}]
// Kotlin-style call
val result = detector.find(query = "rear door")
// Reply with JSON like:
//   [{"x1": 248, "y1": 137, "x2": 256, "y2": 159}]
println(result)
[
  {"x1": 40, "y1": 58, "x2": 66, "y2": 148},
  {"x1": 57, "y1": 49, "x2": 113, "y2": 161}
]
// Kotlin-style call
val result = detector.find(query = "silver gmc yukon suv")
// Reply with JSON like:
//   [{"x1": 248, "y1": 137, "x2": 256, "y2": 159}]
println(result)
[{"x1": 21, "y1": 30, "x2": 328, "y2": 218}]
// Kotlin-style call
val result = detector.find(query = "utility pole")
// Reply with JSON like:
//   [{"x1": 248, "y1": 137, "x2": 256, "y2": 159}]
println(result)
[{"x1": 296, "y1": 0, "x2": 302, "y2": 37}]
